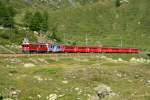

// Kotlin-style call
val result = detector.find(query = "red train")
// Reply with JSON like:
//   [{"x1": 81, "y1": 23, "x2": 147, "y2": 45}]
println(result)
[{"x1": 22, "y1": 43, "x2": 140, "y2": 54}]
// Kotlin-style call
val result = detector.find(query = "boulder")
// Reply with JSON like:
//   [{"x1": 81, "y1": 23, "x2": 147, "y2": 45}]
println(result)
[
  {"x1": 94, "y1": 84, "x2": 117, "y2": 99},
  {"x1": 47, "y1": 94, "x2": 57, "y2": 100}
]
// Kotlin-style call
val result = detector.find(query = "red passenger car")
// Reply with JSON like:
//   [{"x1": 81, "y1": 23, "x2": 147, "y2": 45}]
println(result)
[{"x1": 61, "y1": 45, "x2": 140, "y2": 53}]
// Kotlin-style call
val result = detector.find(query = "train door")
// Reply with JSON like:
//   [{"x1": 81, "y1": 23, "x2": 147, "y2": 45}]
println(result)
[
  {"x1": 53, "y1": 44, "x2": 61, "y2": 52},
  {"x1": 48, "y1": 44, "x2": 53, "y2": 52},
  {"x1": 48, "y1": 44, "x2": 61, "y2": 52}
]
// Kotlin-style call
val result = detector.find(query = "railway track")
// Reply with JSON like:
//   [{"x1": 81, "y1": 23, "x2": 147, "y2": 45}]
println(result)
[
  {"x1": 0, "y1": 52, "x2": 147, "y2": 58},
  {"x1": 0, "y1": 53, "x2": 48, "y2": 57},
  {"x1": 0, "y1": 53, "x2": 66, "y2": 57},
  {"x1": 0, "y1": 53, "x2": 104, "y2": 57}
]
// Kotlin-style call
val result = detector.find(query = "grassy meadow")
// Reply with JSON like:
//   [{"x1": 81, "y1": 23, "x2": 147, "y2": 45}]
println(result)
[
  {"x1": 0, "y1": 0, "x2": 150, "y2": 100},
  {"x1": 0, "y1": 54, "x2": 150, "y2": 100}
]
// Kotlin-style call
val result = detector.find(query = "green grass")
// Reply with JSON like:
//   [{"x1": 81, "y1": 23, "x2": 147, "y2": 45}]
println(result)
[
  {"x1": 34, "y1": 67, "x2": 63, "y2": 75},
  {"x1": 0, "y1": 1, "x2": 150, "y2": 99}
]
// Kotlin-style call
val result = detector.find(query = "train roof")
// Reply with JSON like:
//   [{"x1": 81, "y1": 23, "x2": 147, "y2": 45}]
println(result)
[
  {"x1": 22, "y1": 43, "x2": 139, "y2": 50},
  {"x1": 22, "y1": 43, "x2": 51, "y2": 45}
]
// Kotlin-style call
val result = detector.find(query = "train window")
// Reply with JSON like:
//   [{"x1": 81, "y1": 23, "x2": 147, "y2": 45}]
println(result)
[
  {"x1": 65, "y1": 47, "x2": 74, "y2": 49},
  {"x1": 51, "y1": 45, "x2": 54, "y2": 48},
  {"x1": 32, "y1": 45, "x2": 38, "y2": 48},
  {"x1": 42, "y1": 45, "x2": 45, "y2": 47},
  {"x1": 91, "y1": 47, "x2": 97, "y2": 49},
  {"x1": 24, "y1": 45, "x2": 29, "y2": 47},
  {"x1": 32, "y1": 45, "x2": 35, "y2": 48},
  {"x1": 57, "y1": 46, "x2": 60, "y2": 49},
  {"x1": 78, "y1": 47, "x2": 86, "y2": 49},
  {"x1": 39, "y1": 45, "x2": 43, "y2": 48}
]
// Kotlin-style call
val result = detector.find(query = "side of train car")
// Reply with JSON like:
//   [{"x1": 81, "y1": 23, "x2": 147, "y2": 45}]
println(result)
[{"x1": 22, "y1": 43, "x2": 140, "y2": 53}]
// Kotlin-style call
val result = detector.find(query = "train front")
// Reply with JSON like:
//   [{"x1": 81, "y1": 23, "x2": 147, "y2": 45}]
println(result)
[{"x1": 22, "y1": 43, "x2": 30, "y2": 53}]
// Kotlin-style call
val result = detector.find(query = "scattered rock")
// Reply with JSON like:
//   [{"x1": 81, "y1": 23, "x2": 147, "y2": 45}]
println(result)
[
  {"x1": 44, "y1": 78, "x2": 48, "y2": 81},
  {"x1": 120, "y1": 0, "x2": 129, "y2": 3},
  {"x1": 47, "y1": 94, "x2": 57, "y2": 100},
  {"x1": 37, "y1": 94, "x2": 41, "y2": 98},
  {"x1": 100, "y1": 56, "x2": 107, "y2": 59},
  {"x1": 137, "y1": 58, "x2": 146, "y2": 63},
  {"x1": 3, "y1": 98, "x2": 13, "y2": 100},
  {"x1": 146, "y1": 80, "x2": 150, "y2": 85},
  {"x1": 58, "y1": 94, "x2": 65, "y2": 98},
  {"x1": 34, "y1": 76, "x2": 43, "y2": 81},
  {"x1": 21, "y1": 74, "x2": 27, "y2": 78},
  {"x1": 34, "y1": 31, "x2": 39, "y2": 35},
  {"x1": 29, "y1": 58, "x2": 38, "y2": 63},
  {"x1": 118, "y1": 58, "x2": 124, "y2": 62},
  {"x1": 9, "y1": 88, "x2": 21, "y2": 98},
  {"x1": 128, "y1": 80, "x2": 133, "y2": 83},
  {"x1": 88, "y1": 95, "x2": 99, "y2": 100},
  {"x1": 100, "y1": 56, "x2": 122, "y2": 63},
  {"x1": 138, "y1": 21, "x2": 141, "y2": 25},
  {"x1": 38, "y1": 58, "x2": 48, "y2": 63},
  {"x1": 116, "y1": 73, "x2": 122, "y2": 78},
  {"x1": 75, "y1": 87, "x2": 80, "y2": 91},
  {"x1": 10, "y1": 58, "x2": 21, "y2": 64},
  {"x1": 74, "y1": 87, "x2": 82, "y2": 95},
  {"x1": 72, "y1": 76, "x2": 76, "y2": 79},
  {"x1": 130, "y1": 57, "x2": 137, "y2": 63},
  {"x1": 73, "y1": 58, "x2": 89, "y2": 62},
  {"x1": 134, "y1": 74, "x2": 143, "y2": 79},
  {"x1": 77, "y1": 90, "x2": 82, "y2": 95},
  {"x1": 28, "y1": 96, "x2": 33, "y2": 99},
  {"x1": 0, "y1": 26, "x2": 4, "y2": 29},
  {"x1": 140, "y1": 79, "x2": 144, "y2": 82},
  {"x1": 6, "y1": 65, "x2": 16, "y2": 69},
  {"x1": 130, "y1": 57, "x2": 149, "y2": 64},
  {"x1": 62, "y1": 80, "x2": 68, "y2": 84},
  {"x1": 147, "y1": 59, "x2": 150, "y2": 63},
  {"x1": 48, "y1": 78, "x2": 53, "y2": 81},
  {"x1": 24, "y1": 63, "x2": 35, "y2": 68},
  {"x1": 105, "y1": 58, "x2": 114, "y2": 62},
  {"x1": 113, "y1": 60, "x2": 118, "y2": 63}
]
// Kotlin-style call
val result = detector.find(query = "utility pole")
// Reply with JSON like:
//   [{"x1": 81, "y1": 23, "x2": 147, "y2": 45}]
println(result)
[
  {"x1": 64, "y1": 33, "x2": 66, "y2": 44},
  {"x1": 10, "y1": 23, "x2": 12, "y2": 40},
  {"x1": 120, "y1": 35, "x2": 123, "y2": 48},
  {"x1": 85, "y1": 33, "x2": 88, "y2": 46}
]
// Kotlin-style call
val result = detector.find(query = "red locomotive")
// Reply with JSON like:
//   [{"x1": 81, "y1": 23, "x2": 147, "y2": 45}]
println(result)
[{"x1": 22, "y1": 43, "x2": 140, "y2": 54}]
